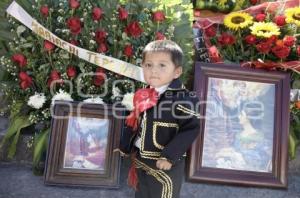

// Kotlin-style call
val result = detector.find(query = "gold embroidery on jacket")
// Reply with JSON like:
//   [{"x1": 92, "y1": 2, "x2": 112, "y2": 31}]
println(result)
[
  {"x1": 140, "y1": 113, "x2": 162, "y2": 158},
  {"x1": 139, "y1": 105, "x2": 186, "y2": 160},
  {"x1": 176, "y1": 104, "x2": 200, "y2": 118},
  {"x1": 135, "y1": 159, "x2": 173, "y2": 198},
  {"x1": 153, "y1": 121, "x2": 179, "y2": 149}
]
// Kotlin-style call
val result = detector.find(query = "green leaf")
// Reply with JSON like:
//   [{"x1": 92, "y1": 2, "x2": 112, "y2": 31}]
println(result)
[
  {"x1": 289, "y1": 133, "x2": 297, "y2": 159},
  {"x1": 33, "y1": 128, "x2": 49, "y2": 167},
  {"x1": 8, "y1": 118, "x2": 32, "y2": 159},
  {"x1": 9, "y1": 101, "x2": 24, "y2": 120},
  {"x1": 0, "y1": 115, "x2": 32, "y2": 159},
  {"x1": 292, "y1": 80, "x2": 300, "y2": 89},
  {"x1": 0, "y1": 67, "x2": 8, "y2": 81}
]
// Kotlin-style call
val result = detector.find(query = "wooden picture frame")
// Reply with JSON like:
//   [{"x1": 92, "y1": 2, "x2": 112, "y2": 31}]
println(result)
[
  {"x1": 188, "y1": 62, "x2": 290, "y2": 188},
  {"x1": 44, "y1": 102, "x2": 124, "y2": 188}
]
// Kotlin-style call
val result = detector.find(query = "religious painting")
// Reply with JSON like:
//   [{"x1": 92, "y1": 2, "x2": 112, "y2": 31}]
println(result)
[
  {"x1": 44, "y1": 102, "x2": 124, "y2": 188},
  {"x1": 188, "y1": 63, "x2": 290, "y2": 188}
]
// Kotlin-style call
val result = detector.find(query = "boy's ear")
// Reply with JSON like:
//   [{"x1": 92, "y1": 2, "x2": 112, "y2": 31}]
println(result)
[{"x1": 174, "y1": 66, "x2": 183, "y2": 79}]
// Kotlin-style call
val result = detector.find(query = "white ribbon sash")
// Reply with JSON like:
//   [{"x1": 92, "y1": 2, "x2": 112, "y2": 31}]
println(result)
[{"x1": 6, "y1": 1, "x2": 145, "y2": 83}]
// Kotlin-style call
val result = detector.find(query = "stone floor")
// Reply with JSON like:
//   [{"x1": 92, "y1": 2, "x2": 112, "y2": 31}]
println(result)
[
  {"x1": 0, "y1": 160, "x2": 300, "y2": 198},
  {"x1": 0, "y1": 116, "x2": 300, "y2": 198}
]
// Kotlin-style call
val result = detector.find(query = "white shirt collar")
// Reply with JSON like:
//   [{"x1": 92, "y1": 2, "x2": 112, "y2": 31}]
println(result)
[{"x1": 151, "y1": 83, "x2": 170, "y2": 95}]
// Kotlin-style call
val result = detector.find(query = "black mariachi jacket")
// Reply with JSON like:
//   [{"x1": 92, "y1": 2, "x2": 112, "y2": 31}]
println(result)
[{"x1": 120, "y1": 78, "x2": 201, "y2": 164}]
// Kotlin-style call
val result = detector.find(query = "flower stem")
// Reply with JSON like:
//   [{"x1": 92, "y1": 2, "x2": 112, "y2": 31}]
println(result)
[
  {"x1": 113, "y1": 27, "x2": 117, "y2": 57},
  {"x1": 48, "y1": 52, "x2": 53, "y2": 68},
  {"x1": 238, "y1": 30, "x2": 244, "y2": 56},
  {"x1": 48, "y1": 10, "x2": 52, "y2": 31}
]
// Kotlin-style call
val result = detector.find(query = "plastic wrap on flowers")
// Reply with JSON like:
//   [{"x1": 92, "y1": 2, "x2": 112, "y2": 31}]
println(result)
[{"x1": 192, "y1": 0, "x2": 300, "y2": 74}]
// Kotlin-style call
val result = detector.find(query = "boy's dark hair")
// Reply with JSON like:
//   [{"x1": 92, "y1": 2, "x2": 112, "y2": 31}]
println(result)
[{"x1": 142, "y1": 40, "x2": 183, "y2": 67}]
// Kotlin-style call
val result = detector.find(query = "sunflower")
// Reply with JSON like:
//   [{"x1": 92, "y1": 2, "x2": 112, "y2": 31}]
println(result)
[
  {"x1": 249, "y1": 22, "x2": 280, "y2": 38},
  {"x1": 224, "y1": 12, "x2": 253, "y2": 31},
  {"x1": 285, "y1": 7, "x2": 300, "y2": 26}
]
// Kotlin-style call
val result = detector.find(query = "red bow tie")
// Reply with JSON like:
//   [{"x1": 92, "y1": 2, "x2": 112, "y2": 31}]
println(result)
[{"x1": 126, "y1": 88, "x2": 159, "y2": 131}]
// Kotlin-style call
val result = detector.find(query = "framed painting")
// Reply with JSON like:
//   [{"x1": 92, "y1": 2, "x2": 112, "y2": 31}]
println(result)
[
  {"x1": 44, "y1": 101, "x2": 124, "y2": 188},
  {"x1": 188, "y1": 62, "x2": 290, "y2": 188}
]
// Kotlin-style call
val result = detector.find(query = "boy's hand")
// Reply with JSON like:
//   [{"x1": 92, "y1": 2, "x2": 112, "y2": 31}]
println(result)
[
  {"x1": 156, "y1": 159, "x2": 172, "y2": 170},
  {"x1": 113, "y1": 148, "x2": 129, "y2": 157}
]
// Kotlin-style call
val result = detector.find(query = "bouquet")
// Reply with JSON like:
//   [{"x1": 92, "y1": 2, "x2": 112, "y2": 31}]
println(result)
[{"x1": 0, "y1": 0, "x2": 193, "y2": 171}]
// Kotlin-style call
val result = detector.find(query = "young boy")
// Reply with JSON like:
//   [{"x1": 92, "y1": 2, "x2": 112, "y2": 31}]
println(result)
[{"x1": 119, "y1": 40, "x2": 200, "y2": 198}]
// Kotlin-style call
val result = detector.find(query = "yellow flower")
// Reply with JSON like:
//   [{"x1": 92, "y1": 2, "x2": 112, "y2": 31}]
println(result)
[
  {"x1": 285, "y1": 7, "x2": 300, "y2": 26},
  {"x1": 249, "y1": 22, "x2": 280, "y2": 38},
  {"x1": 224, "y1": 12, "x2": 253, "y2": 31}
]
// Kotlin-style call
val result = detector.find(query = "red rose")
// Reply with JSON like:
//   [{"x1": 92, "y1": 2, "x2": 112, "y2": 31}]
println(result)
[
  {"x1": 12, "y1": 53, "x2": 27, "y2": 67},
  {"x1": 67, "y1": 17, "x2": 82, "y2": 35},
  {"x1": 93, "y1": 76, "x2": 105, "y2": 86},
  {"x1": 155, "y1": 32, "x2": 165, "y2": 40},
  {"x1": 124, "y1": 45, "x2": 133, "y2": 57},
  {"x1": 208, "y1": 46, "x2": 222, "y2": 63},
  {"x1": 266, "y1": 35, "x2": 277, "y2": 44},
  {"x1": 19, "y1": 71, "x2": 30, "y2": 81},
  {"x1": 118, "y1": 7, "x2": 128, "y2": 20},
  {"x1": 40, "y1": 5, "x2": 49, "y2": 17},
  {"x1": 70, "y1": 39, "x2": 79, "y2": 46},
  {"x1": 97, "y1": 43, "x2": 108, "y2": 53},
  {"x1": 47, "y1": 70, "x2": 63, "y2": 88},
  {"x1": 250, "y1": 0, "x2": 258, "y2": 5},
  {"x1": 245, "y1": 35, "x2": 257, "y2": 45},
  {"x1": 92, "y1": 7, "x2": 103, "y2": 21},
  {"x1": 44, "y1": 40, "x2": 55, "y2": 52},
  {"x1": 297, "y1": 46, "x2": 300, "y2": 56},
  {"x1": 255, "y1": 14, "x2": 266, "y2": 22},
  {"x1": 283, "y1": 36, "x2": 295, "y2": 47},
  {"x1": 125, "y1": 21, "x2": 143, "y2": 38},
  {"x1": 95, "y1": 30, "x2": 107, "y2": 44},
  {"x1": 256, "y1": 42, "x2": 271, "y2": 54},
  {"x1": 67, "y1": 66, "x2": 77, "y2": 78},
  {"x1": 20, "y1": 79, "x2": 32, "y2": 90},
  {"x1": 204, "y1": 26, "x2": 216, "y2": 37},
  {"x1": 152, "y1": 11, "x2": 165, "y2": 22},
  {"x1": 93, "y1": 69, "x2": 105, "y2": 86},
  {"x1": 18, "y1": 72, "x2": 32, "y2": 90},
  {"x1": 218, "y1": 33, "x2": 235, "y2": 45},
  {"x1": 274, "y1": 15, "x2": 286, "y2": 26},
  {"x1": 69, "y1": 0, "x2": 80, "y2": 9},
  {"x1": 50, "y1": 70, "x2": 61, "y2": 80},
  {"x1": 272, "y1": 45, "x2": 290, "y2": 59}
]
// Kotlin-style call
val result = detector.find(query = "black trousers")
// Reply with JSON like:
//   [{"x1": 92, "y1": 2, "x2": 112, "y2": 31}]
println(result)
[{"x1": 134, "y1": 157, "x2": 185, "y2": 198}]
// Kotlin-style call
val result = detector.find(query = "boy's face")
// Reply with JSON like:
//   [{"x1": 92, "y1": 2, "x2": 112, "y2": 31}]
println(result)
[{"x1": 142, "y1": 52, "x2": 182, "y2": 88}]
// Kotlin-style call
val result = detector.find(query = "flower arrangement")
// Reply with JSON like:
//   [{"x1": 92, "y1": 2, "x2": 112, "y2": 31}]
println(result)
[
  {"x1": 196, "y1": 0, "x2": 300, "y2": 158},
  {"x1": 0, "y1": 0, "x2": 193, "y2": 171},
  {"x1": 202, "y1": 7, "x2": 300, "y2": 64}
]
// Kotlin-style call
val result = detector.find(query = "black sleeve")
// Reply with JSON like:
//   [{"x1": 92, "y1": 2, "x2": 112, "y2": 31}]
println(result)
[
  {"x1": 119, "y1": 124, "x2": 136, "y2": 155},
  {"x1": 160, "y1": 93, "x2": 201, "y2": 164}
]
